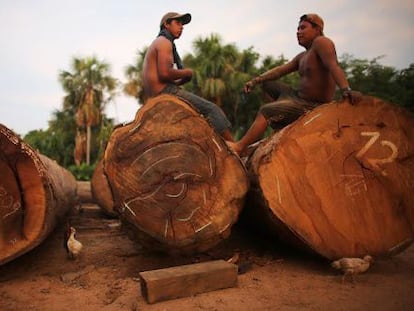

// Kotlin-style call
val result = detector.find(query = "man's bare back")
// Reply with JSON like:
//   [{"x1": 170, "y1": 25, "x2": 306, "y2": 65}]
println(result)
[{"x1": 143, "y1": 18, "x2": 193, "y2": 98}]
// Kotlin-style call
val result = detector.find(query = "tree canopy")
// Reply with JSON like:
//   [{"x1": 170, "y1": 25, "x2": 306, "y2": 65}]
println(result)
[{"x1": 23, "y1": 33, "x2": 414, "y2": 177}]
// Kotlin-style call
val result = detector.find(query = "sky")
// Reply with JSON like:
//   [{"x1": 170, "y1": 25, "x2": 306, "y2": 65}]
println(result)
[{"x1": 1, "y1": 0, "x2": 413, "y2": 136}]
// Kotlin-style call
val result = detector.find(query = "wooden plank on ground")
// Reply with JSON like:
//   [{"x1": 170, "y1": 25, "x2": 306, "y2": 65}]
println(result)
[{"x1": 139, "y1": 260, "x2": 238, "y2": 303}]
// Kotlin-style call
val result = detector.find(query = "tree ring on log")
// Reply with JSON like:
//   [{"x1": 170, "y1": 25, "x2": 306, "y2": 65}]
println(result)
[
  {"x1": 246, "y1": 96, "x2": 414, "y2": 259},
  {"x1": 104, "y1": 95, "x2": 249, "y2": 254},
  {"x1": 1, "y1": 124, "x2": 77, "y2": 265}
]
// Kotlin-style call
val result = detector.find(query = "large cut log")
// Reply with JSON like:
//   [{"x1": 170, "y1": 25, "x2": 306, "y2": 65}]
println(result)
[
  {"x1": 91, "y1": 159, "x2": 116, "y2": 217},
  {"x1": 245, "y1": 96, "x2": 414, "y2": 260},
  {"x1": 0, "y1": 124, "x2": 77, "y2": 265},
  {"x1": 104, "y1": 94, "x2": 249, "y2": 254}
]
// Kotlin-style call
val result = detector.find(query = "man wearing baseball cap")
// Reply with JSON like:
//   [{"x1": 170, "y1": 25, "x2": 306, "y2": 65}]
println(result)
[
  {"x1": 142, "y1": 12, "x2": 234, "y2": 141},
  {"x1": 228, "y1": 13, "x2": 361, "y2": 155}
]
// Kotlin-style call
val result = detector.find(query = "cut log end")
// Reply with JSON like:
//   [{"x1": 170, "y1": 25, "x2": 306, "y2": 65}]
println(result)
[
  {"x1": 104, "y1": 95, "x2": 249, "y2": 254},
  {"x1": 246, "y1": 96, "x2": 414, "y2": 259},
  {"x1": 1, "y1": 124, "x2": 77, "y2": 265}
]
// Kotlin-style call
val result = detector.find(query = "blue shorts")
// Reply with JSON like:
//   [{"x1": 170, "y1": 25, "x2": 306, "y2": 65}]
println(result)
[{"x1": 160, "y1": 84, "x2": 232, "y2": 134}]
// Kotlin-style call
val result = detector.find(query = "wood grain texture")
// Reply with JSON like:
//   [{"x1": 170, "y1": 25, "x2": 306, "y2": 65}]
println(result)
[
  {"x1": 246, "y1": 96, "x2": 414, "y2": 259},
  {"x1": 139, "y1": 260, "x2": 238, "y2": 303},
  {"x1": 91, "y1": 159, "x2": 116, "y2": 217},
  {"x1": 104, "y1": 94, "x2": 249, "y2": 254},
  {"x1": 0, "y1": 124, "x2": 77, "y2": 265}
]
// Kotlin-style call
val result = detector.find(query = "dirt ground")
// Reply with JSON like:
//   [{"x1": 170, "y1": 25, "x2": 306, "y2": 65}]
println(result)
[{"x1": 1, "y1": 202, "x2": 413, "y2": 311}]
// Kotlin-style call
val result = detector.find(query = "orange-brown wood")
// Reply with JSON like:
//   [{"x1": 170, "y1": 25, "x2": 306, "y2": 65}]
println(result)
[
  {"x1": 139, "y1": 260, "x2": 238, "y2": 303},
  {"x1": 104, "y1": 94, "x2": 249, "y2": 254},
  {"x1": 91, "y1": 159, "x2": 116, "y2": 217},
  {"x1": 0, "y1": 124, "x2": 77, "y2": 265},
  {"x1": 246, "y1": 96, "x2": 414, "y2": 259}
]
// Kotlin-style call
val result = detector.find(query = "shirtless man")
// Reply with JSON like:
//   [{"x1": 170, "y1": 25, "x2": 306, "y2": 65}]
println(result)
[
  {"x1": 229, "y1": 13, "x2": 361, "y2": 155},
  {"x1": 143, "y1": 12, "x2": 233, "y2": 141}
]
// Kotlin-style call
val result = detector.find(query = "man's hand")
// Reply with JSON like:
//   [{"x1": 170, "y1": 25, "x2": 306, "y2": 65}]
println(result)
[
  {"x1": 342, "y1": 88, "x2": 362, "y2": 105},
  {"x1": 175, "y1": 68, "x2": 193, "y2": 85},
  {"x1": 244, "y1": 79, "x2": 256, "y2": 93}
]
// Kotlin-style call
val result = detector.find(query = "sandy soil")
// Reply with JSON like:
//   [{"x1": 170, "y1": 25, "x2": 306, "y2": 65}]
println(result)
[{"x1": 1, "y1": 203, "x2": 413, "y2": 311}]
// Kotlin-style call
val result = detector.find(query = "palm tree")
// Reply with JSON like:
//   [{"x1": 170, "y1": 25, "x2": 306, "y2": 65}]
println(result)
[
  {"x1": 123, "y1": 47, "x2": 147, "y2": 104},
  {"x1": 190, "y1": 34, "x2": 237, "y2": 107},
  {"x1": 59, "y1": 56, "x2": 117, "y2": 165}
]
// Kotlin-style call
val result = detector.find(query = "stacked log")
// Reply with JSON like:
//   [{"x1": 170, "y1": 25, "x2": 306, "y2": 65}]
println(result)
[
  {"x1": 91, "y1": 159, "x2": 116, "y2": 217},
  {"x1": 104, "y1": 94, "x2": 249, "y2": 254},
  {"x1": 245, "y1": 96, "x2": 414, "y2": 259},
  {"x1": 0, "y1": 124, "x2": 77, "y2": 265}
]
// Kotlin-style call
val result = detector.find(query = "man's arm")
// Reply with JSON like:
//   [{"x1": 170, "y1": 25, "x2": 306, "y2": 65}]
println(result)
[
  {"x1": 244, "y1": 54, "x2": 301, "y2": 93},
  {"x1": 314, "y1": 37, "x2": 361, "y2": 104},
  {"x1": 157, "y1": 38, "x2": 193, "y2": 83}
]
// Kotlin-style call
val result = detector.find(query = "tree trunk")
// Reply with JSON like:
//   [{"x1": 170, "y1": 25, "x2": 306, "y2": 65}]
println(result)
[
  {"x1": 91, "y1": 159, "x2": 116, "y2": 217},
  {"x1": 0, "y1": 124, "x2": 78, "y2": 265},
  {"x1": 104, "y1": 94, "x2": 249, "y2": 254},
  {"x1": 245, "y1": 96, "x2": 414, "y2": 260},
  {"x1": 86, "y1": 125, "x2": 91, "y2": 165}
]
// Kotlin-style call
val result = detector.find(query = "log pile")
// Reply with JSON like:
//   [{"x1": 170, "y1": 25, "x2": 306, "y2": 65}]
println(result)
[
  {"x1": 0, "y1": 124, "x2": 77, "y2": 265},
  {"x1": 104, "y1": 94, "x2": 249, "y2": 254},
  {"x1": 245, "y1": 96, "x2": 414, "y2": 259}
]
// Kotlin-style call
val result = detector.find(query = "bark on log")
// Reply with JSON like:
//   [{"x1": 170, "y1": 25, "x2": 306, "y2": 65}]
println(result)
[
  {"x1": 0, "y1": 124, "x2": 77, "y2": 265},
  {"x1": 104, "y1": 94, "x2": 249, "y2": 254},
  {"x1": 91, "y1": 159, "x2": 116, "y2": 217},
  {"x1": 245, "y1": 96, "x2": 414, "y2": 260}
]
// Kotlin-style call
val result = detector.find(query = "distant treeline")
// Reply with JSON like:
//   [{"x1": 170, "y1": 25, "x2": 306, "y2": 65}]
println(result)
[{"x1": 24, "y1": 33, "x2": 414, "y2": 176}]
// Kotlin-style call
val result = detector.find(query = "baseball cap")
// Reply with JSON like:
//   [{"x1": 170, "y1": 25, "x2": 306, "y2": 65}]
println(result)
[
  {"x1": 300, "y1": 13, "x2": 324, "y2": 35},
  {"x1": 160, "y1": 12, "x2": 192, "y2": 28}
]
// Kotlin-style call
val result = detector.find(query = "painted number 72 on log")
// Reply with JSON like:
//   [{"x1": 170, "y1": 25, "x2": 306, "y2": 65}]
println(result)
[{"x1": 356, "y1": 131, "x2": 398, "y2": 176}]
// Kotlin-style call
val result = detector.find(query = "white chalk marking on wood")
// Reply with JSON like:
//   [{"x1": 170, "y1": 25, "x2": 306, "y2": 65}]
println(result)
[
  {"x1": 123, "y1": 202, "x2": 137, "y2": 217},
  {"x1": 341, "y1": 174, "x2": 368, "y2": 197},
  {"x1": 276, "y1": 175, "x2": 282, "y2": 204},
  {"x1": 195, "y1": 221, "x2": 212, "y2": 233},
  {"x1": 212, "y1": 137, "x2": 222, "y2": 152},
  {"x1": 164, "y1": 219, "x2": 169, "y2": 237},
  {"x1": 165, "y1": 183, "x2": 186, "y2": 198},
  {"x1": 128, "y1": 122, "x2": 141, "y2": 133},
  {"x1": 209, "y1": 157, "x2": 214, "y2": 177},
  {"x1": 174, "y1": 172, "x2": 203, "y2": 180},
  {"x1": 176, "y1": 206, "x2": 201, "y2": 222},
  {"x1": 2, "y1": 204, "x2": 21, "y2": 219},
  {"x1": 303, "y1": 113, "x2": 322, "y2": 126},
  {"x1": 356, "y1": 132, "x2": 380, "y2": 158},
  {"x1": 357, "y1": 131, "x2": 398, "y2": 176}
]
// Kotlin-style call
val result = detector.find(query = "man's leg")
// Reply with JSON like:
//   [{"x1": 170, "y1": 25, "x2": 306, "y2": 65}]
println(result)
[
  {"x1": 227, "y1": 113, "x2": 268, "y2": 155},
  {"x1": 173, "y1": 88, "x2": 234, "y2": 141}
]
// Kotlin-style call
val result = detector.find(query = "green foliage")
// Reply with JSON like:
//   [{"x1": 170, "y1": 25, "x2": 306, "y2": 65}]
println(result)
[
  {"x1": 59, "y1": 56, "x2": 118, "y2": 165},
  {"x1": 31, "y1": 33, "x2": 411, "y2": 173},
  {"x1": 67, "y1": 163, "x2": 96, "y2": 181}
]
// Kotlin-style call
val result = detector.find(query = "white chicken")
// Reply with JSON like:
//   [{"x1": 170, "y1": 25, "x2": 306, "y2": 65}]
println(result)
[
  {"x1": 331, "y1": 255, "x2": 373, "y2": 283},
  {"x1": 66, "y1": 227, "x2": 83, "y2": 259}
]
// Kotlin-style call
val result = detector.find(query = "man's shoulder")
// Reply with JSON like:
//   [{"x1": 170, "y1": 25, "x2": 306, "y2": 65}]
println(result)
[
  {"x1": 313, "y1": 35, "x2": 334, "y2": 46},
  {"x1": 151, "y1": 36, "x2": 172, "y2": 48}
]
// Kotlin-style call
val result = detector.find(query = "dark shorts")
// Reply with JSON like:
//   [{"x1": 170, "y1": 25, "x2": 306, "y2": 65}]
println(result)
[
  {"x1": 260, "y1": 81, "x2": 321, "y2": 129},
  {"x1": 160, "y1": 84, "x2": 231, "y2": 134}
]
